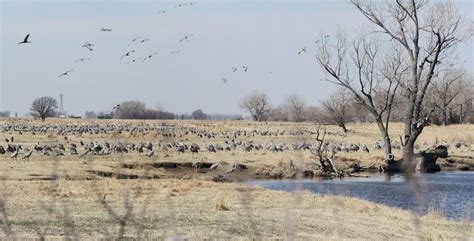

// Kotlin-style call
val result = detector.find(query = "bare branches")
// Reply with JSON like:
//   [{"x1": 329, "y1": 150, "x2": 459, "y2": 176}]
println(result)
[{"x1": 240, "y1": 91, "x2": 271, "y2": 122}]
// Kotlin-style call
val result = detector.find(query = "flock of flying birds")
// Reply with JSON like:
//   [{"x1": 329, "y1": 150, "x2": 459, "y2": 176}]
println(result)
[{"x1": 16, "y1": 1, "x2": 327, "y2": 84}]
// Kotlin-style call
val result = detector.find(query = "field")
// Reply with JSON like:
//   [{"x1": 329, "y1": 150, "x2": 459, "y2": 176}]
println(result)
[{"x1": 0, "y1": 118, "x2": 473, "y2": 239}]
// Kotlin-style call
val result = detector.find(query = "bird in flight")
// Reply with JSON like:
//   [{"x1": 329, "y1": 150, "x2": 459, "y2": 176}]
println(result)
[
  {"x1": 242, "y1": 66, "x2": 249, "y2": 72},
  {"x1": 138, "y1": 39, "x2": 151, "y2": 44},
  {"x1": 58, "y1": 69, "x2": 74, "y2": 78},
  {"x1": 120, "y1": 50, "x2": 136, "y2": 59},
  {"x1": 18, "y1": 33, "x2": 31, "y2": 45},
  {"x1": 100, "y1": 27, "x2": 112, "y2": 32},
  {"x1": 221, "y1": 78, "x2": 228, "y2": 83},
  {"x1": 127, "y1": 59, "x2": 137, "y2": 64},
  {"x1": 171, "y1": 50, "x2": 181, "y2": 54},
  {"x1": 143, "y1": 52, "x2": 158, "y2": 62},
  {"x1": 74, "y1": 58, "x2": 91, "y2": 64},
  {"x1": 232, "y1": 67, "x2": 238, "y2": 72},
  {"x1": 128, "y1": 37, "x2": 143, "y2": 46},
  {"x1": 179, "y1": 34, "x2": 194, "y2": 43},
  {"x1": 82, "y1": 42, "x2": 94, "y2": 51},
  {"x1": 157, "y1": 10, "x2": 167, "y2": 14},
  {"x1": 298, "y1": 47, "x2": 307, "y2": 55}
]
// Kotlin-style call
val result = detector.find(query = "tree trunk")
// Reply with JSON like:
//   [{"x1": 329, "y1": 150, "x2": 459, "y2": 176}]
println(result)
[
  {"x1": 339, "y1": 123, "x2": 348, "y2": 133},
  {"x1": 442, "y1": 109, "x2": 448, "y2": 126},
  {"x1": 402, "y1": 136, "x2": 417, "y2": 171},
  {"x1": 375, "y1": 120, "x2": 393, "y2": 160}
]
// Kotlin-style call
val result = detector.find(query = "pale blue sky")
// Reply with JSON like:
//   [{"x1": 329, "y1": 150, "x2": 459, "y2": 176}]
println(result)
[{"x1": 1, "y1": 0, "x2": 472, "y2": 116}]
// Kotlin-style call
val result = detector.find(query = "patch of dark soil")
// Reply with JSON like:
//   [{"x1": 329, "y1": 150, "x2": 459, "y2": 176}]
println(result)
[
  {"x1": 120, "y1": 162, "x2": 214, "y2": 170},
  {"x1": 86, "y1": 170, "x2": 161, "y2": 180}
]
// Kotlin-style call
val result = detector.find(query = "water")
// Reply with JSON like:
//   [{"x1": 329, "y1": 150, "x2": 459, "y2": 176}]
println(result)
[{"x1": 248, "y1": 172, "x2": 474, "y2": 221}]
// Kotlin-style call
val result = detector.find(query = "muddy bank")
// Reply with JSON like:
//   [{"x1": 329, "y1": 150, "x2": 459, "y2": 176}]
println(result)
[{"x1": 85, "y1": 155, "x2": 474, "y2": 183}]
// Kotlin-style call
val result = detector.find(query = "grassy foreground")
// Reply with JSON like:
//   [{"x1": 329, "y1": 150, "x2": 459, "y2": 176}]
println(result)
[{"x1": 1, "y1": 179, "x2": 473, "y2": 240}]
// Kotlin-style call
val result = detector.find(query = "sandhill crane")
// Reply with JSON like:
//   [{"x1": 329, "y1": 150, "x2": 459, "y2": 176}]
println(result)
[
  {"x1": 138, "y1": 39, "x2": 151, "y2": 44},
  {"x1": 298, "y1": 47, "x2": 307, "y2": 55},
  {"x1": 18, "y1": 33, "x2": 31, "y2": 44},
  {"x1": 74, "y1": 58, "x2": 91, "y2": 64},
  {"x1": 10, "y1": 149, "x2": 18, "y2": 160},
  {"x1": 58, "y1": 69, "x2": 74, "y2": 78},
  {"x1": 100, "y1": 27, "x2": 112, "y2": 32},
  {"x1": 22, "y1": 149, "x2": 33, "y2": 160},
  {"x1": 178, "y1": 34, "x2": 194, "y2": 43},
  {"x1": 128, "y1": 37, "x2": 143, "y2": 46},
  {"x1": 120, "y1": 50, "x2": 136, "y2": 59},
  {"x1": 82, "y1": 42, "x2": 94, "y2": 51},
  {"x1": 242, "y1": 66, "x2": 249, "y2": 72},
  {"x1": 4, "y1": 138, "x2": 9, "y2": 143},
  {"x1": 232, "y1": 67, "x2": 238, "y2": 72},
  {"x1": 171, "y1": 50, "x2": 180, "y2": 54},
  {"x1": 10, "y1": 136, "x2": 14, "y2": 142},
  {"x1": 146, "y1": 150, "x2": 154, "y2": 158},
  {"x1": 221, "y1": 78, "x2": 228, "y2": 83},
  {"x1": 143, "y1": 52, "x2": 158, "y2": 62}
]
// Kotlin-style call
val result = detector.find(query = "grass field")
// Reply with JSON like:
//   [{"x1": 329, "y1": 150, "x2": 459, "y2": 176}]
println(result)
[{"x1": 0, "y1": 118, "x2": 473, "y2": 239}]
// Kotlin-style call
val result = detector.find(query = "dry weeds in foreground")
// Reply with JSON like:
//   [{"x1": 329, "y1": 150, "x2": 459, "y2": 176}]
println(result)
[{"x1": 0, "y1": 179, "x2": 473, "y2": 240}]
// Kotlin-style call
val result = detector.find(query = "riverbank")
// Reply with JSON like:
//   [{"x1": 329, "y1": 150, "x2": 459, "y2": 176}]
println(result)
[{"x1": 1, "y1": 179, "x2": 472, "y2": 240}]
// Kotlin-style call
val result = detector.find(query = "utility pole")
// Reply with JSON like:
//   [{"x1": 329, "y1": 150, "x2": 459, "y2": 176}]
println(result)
[{"x1": 60, "y1": 93, "x2": 64, "y2": 115}]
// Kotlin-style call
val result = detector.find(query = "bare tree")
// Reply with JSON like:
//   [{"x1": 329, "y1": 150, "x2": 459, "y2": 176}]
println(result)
[
  {"x1": 304, "y1": 106, "x2": 323, "y2": 122},
  {"x1": 240, "y1": 91, "x2": 270, "y2": 122},
  {"x1": 431, "y1": 68, "x2": 466, "y2": 125},
  {"x1": 316, "y1": 32, "x2": 403, "y2": 160},
  {"x1": 268, "y1": 106, "x2": 289, "y2": 122},
  {"x1": 192, "y1": 109, "x2": 207, "y2": 120},
  {"x1": 350, "y1": 0, "x2": 465, "y2": 162},
  {"x1": 321, "y1": 89, "x2": 353, "y2": 133},
  {"x1": 283, "y1": 95, "x2": 306, "y2": 122},
  {"x1": 85, "y1": 111, "x2": 98, "y2": 119},
  {"x1": 0, "y1": 112, "x2": 10, "y2": 118},
  {"x1": 30, "y1": 96, "x2": 58, "y2": 121}
]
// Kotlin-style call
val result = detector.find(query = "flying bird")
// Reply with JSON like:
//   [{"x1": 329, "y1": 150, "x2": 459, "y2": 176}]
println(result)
[
  {"x1": 120, "y1": 50, "x2": 136, "y2": 59},
  {"x1": 138, "y1": 39, "x2": 151, "y2": 44},
  {"x1": 171, "y1": 50, "x2": 181, "y2": 54},
  {"x1": 127, "y1": 59, "x2": 137, "y2": 64},
  {"x1": 58, "y1": 69, "x2": 74, "y2": 78},
  {"x1": 179, "y1": 34, "x2": 194, "y2": 43},
  {"x1": 74, "y1": 58, "x2": 91, "y2": 64},
  {"x1": 157, "y1": 10, "x2": 167, "y2": 14},
  {"x1": 221, "y1": 78, "x2": 229, "y2": 83},
  {"x1": 143, "y1": 52, "x2": 158, "y2": 62},
  {"x1": 128, "y1": 37, "x2": 143, "y2": 46},
  {"x1": 82, "y1": 42, "x2": 94, "y2": 51},
  {"x1": 232, "y1": 67, "x2": 238, "y2": 72},
  {"x1": 298, "y1": 47, "x2": 307, "y2": 55},
  {"x1": 242, "y1": 66, "x2": 249, "y2": 72},
  {"x1": 18, "y1": 33, "x2": 31, "y2": 45},
  {"x1": 100, "y1": 27, "x2": 112, "y2": 32}
]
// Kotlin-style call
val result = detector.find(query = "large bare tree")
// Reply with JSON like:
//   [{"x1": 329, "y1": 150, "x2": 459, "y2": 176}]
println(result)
[
  {"x1": 240, "y1": 91, "x2": 270, "y2": 122},
  {"x1": 317, "y1": 0, "x2": 465, "y2": 162},
  {"x1": 353, "y1": 0, "x2": 464, "y2": 162},
  {"x1": 316, "y1": 32, "x2": 403, "y2": 160},
  {"x1": 30, "y1": 96, "x2": 58, "y2": 121}
]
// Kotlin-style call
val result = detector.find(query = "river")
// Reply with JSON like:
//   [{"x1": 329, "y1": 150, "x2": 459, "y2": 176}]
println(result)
[{"x1": 248, "y1": 171, "x2": 473, "y2": 221}]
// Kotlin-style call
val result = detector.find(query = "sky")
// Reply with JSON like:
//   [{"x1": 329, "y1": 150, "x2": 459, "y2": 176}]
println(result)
[{"x1": 1, "y1": 0, "x2": 473, "y2": 116}]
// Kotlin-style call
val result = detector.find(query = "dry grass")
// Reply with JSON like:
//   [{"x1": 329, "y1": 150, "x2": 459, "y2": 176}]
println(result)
[
  {"x1": 0, "y1": 179, "x2": 472, "y2": 240},
  {"x1": 0, "y1": 119, "x2": 472, "y2": 181}
]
